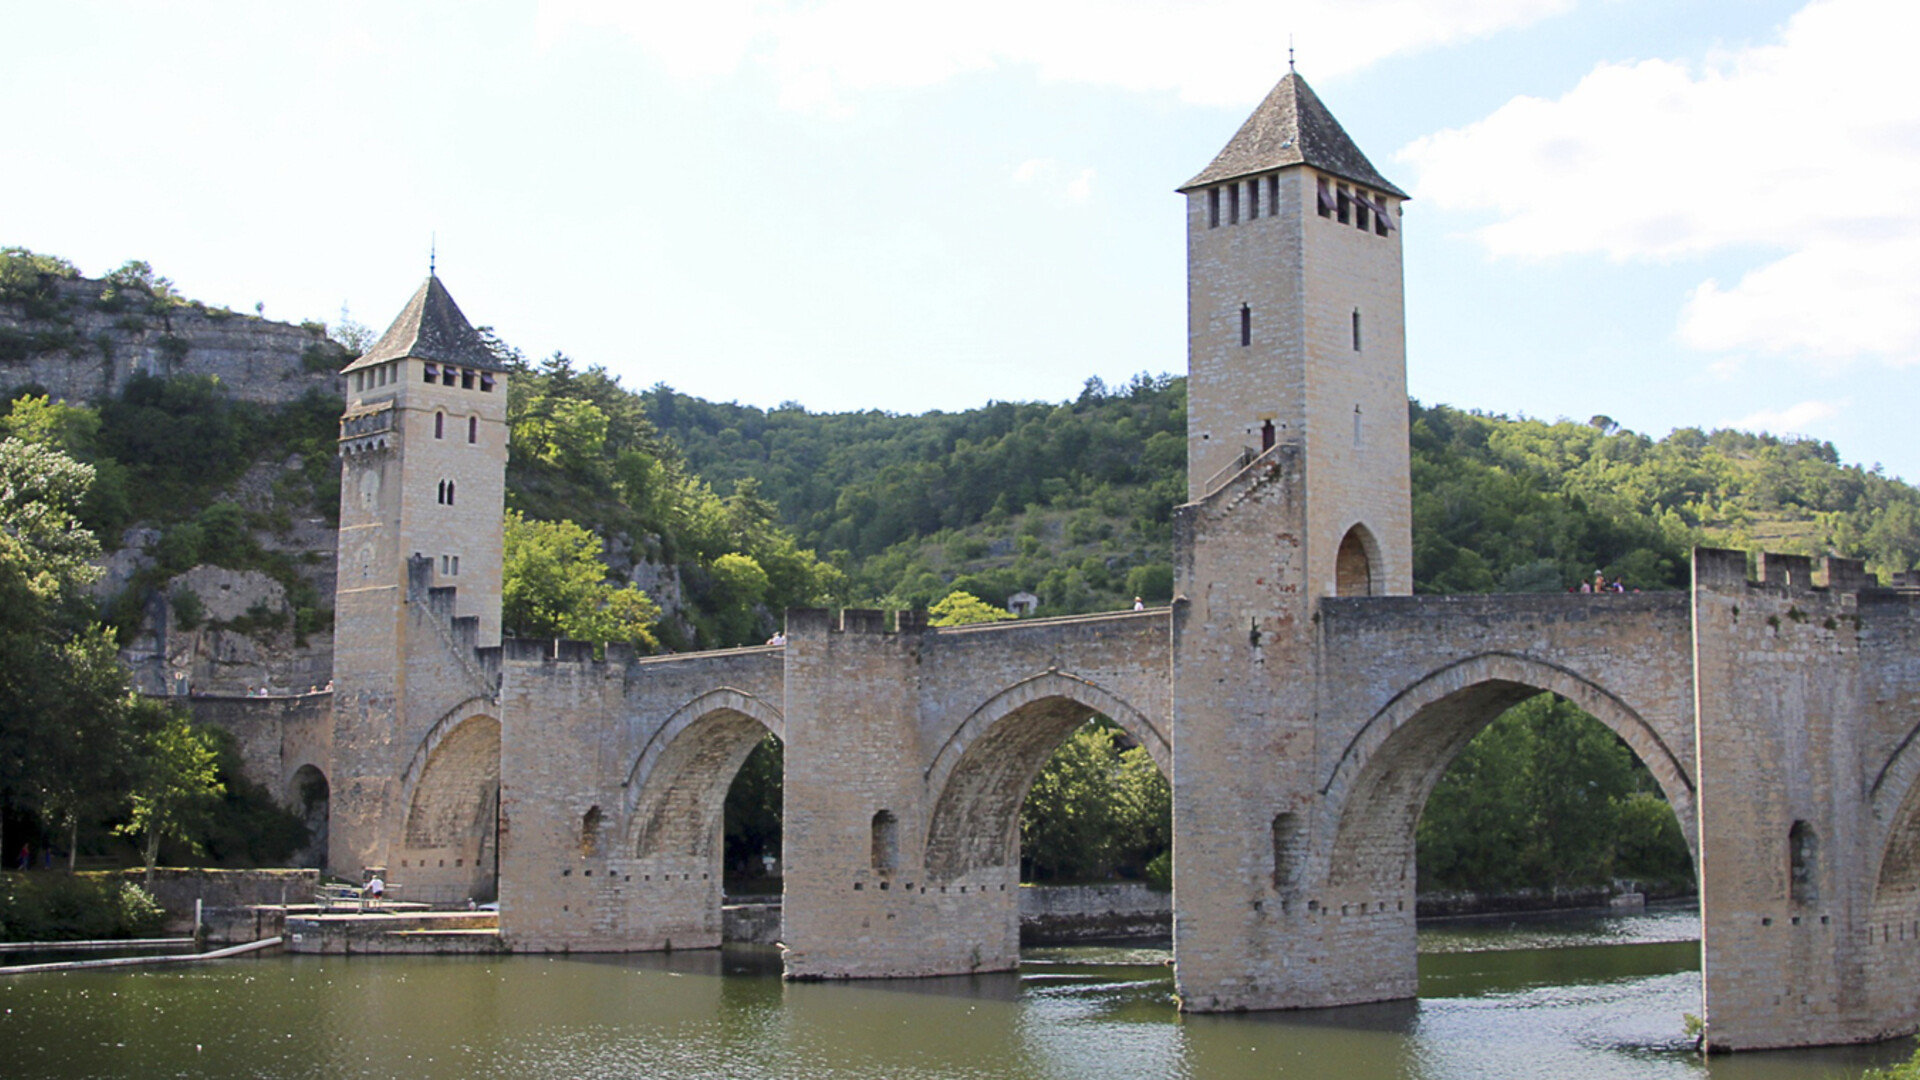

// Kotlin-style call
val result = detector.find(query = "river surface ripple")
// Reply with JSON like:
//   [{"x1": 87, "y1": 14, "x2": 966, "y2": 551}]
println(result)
[{"x1": 2, "y1": 903, "x2": 1912, "y2": 1079}]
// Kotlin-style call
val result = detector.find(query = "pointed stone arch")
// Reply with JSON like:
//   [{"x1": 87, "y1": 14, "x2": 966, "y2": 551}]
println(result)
[
  {"x1": 622, "y1": 688, "x2": 784, "y2": 860},
  {"x1": 400, "y1": 712, "x2": 502, "y2": 850},
  {"x1": 1321, "y1": 652, "x2": 1695, "y2": 891},
  {"x1": 287, "y1": 762, "x2": 330, "y2": 871},
  {"x1": 922, "y1": 670, "x2": 1167, "y2": 883},
  {"x1": 396, "y1": 695, "x2": 500, "y2": 826},
  {"x1": 1868, "y1": 726, "x2": 1920, "y2": 909}
]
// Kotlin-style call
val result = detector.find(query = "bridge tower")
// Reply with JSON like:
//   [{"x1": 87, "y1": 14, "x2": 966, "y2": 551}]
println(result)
[
  {"x1": 328, "y1": 275, "x2": 510, "y2": 890},
  {"x1": 1170, "y1": 71, "x2": 1420, "y2": 1013},
  {"x1": 1179, "y1": 70, "x2": 1411, "y2": 598}
]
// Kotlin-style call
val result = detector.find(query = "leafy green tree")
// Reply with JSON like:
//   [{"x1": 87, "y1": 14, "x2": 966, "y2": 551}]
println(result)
[
  {"x1": 502, "y1": 510, "x2": 660, "y2": 652},
  {"x1": 705, "y1": 552, "x2": 770, "y2": 646},
  {"x1": 116, "y1": 701, "x2": 224, "y2": 886},
  {"x1": 1417, "y1": 694, "x2": 1693, "y2": 893},
  {"x1": 2, "y1": 394, "x2": 99, "y2": 455},
  {"x1": 1022, "y1": 722, "x2": 1122, "y2": 881},
  {"x1": 722, "y1": 734, "x2": 783, "y2": 891},
  {"x1": 0, "y1": 437, "x2": 128, "y2": 864},
  {"x1": 927, "y1": 590, "x2": 1015, "y2": 626},
  {"x1": 1020, "y1": 718, "x2": 1171, "y2": 883}
]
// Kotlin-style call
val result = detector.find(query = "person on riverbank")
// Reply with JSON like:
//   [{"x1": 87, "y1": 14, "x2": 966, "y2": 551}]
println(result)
[{"x1": 367, "y1": 874, "x2": 385, "y2": 902}]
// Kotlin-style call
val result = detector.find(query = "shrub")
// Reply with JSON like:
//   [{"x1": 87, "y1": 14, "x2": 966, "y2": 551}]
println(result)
[
  {"x1": 171, "y1": 587, "x2": 206, "y2": 630},
  {"x1": 0, "y1": 874, "x2": 168, "y2": 942}
]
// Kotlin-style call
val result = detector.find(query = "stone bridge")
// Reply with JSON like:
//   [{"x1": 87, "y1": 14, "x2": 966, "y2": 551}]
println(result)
[{"x1": 344, "y1": 543, "x2": 1920, "y2": 1052}]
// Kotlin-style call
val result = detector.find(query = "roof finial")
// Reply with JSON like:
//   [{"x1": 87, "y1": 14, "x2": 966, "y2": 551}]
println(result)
[
  {"x1": 1289, "y1": 35, "x2": 1296, "y2": 74},
  {"x1": 429, "y1": 233, "x2": 436, "y2": 278}
]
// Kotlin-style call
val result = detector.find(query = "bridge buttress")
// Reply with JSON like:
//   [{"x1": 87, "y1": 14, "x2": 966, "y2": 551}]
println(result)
[{"x1": 1689, "y1": 548, "x2": 1920, "y2": 1051}]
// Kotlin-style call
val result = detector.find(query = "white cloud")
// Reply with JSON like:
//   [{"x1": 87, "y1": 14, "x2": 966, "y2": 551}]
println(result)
[
  {"x1": 1398, "y1": 0, "x2": 1920, "y2": 368},
  {"x1": 1725, "y1": 399, "x2": 1847, "y2": 437},
  {"x1": 536, "y1": 0, "x2": 1571, "y2": 112}
]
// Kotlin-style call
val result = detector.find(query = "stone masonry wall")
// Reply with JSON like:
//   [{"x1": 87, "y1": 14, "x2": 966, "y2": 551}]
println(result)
[
  {"x1": 1690, "y1": 549, "x2": 1920, "y2": 1050},
  {"x1": 497, "y1": 643, "x2": 786, "y2": 952}
]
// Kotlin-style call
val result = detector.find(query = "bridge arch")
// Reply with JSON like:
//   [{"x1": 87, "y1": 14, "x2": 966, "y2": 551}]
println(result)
[
  {"x1": 922, "y1": 670, "x2": 1167, "y2": 883},
  {"x1": 1869, "y1": 724, "x2": 1920, "y2": 913},
  {"x1": 397, "y1": 705, "x2": 503, "y2": 901},
  {"x1": 286, "y1": 762, "x2": 330, "y2": 870},
  {"x1": 622, "y1": 688, "x2": 784, "y2": 861},
  {"x1": 396, "y1": 697, "x2": 500, "y2": 838},
  {"x1": 1321, "y1": 652, "x2": 1696, "y2": 891}
]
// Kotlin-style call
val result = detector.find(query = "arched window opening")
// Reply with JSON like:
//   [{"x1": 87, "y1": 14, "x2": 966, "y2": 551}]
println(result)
[
  {"x1": 581, "y1": 806, "x2": 604, "y2": 858},
  {"x1": 1272, "y1": 812, "x2": 1303, "y2": 891},
  {"x1": 468, "y1": 415, "x2": 478, "y2": 444},
  {"x1": 871, "y1": 810, "x2": 899, "y2": 874},
  {"x1": 1336, "y1": 526, "x2": 1374, "y2": 598},
  {"x1": 1240, "y1": 304, "x2": 1252, "y2": 347},
  {"x1": 446, "y1": 480, "x2": 455, "y2": 506},
  {"x1": 291, "y1": 765, "x2": 330, "y2": 871},
  {"x1": 1791, "y1": 820, "x2": 1819, "y2": 903},
  {"x1": 436, "y1": 480, "x2": 445, "y2": 504},
  {"x1": 1352, "y1": 309, "x2": 1363, "y2": 351},
  {"x1": 434, "y1": 411, "x2": 445, "y2": 439},
  {"x1": 1261, "y1": 419, "x2": 1276, "y2": 451}
]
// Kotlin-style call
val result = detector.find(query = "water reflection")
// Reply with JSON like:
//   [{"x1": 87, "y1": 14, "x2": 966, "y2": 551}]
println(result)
[{"x1": 2, "y1": 907, "x2": 1914, "y2": 1079}]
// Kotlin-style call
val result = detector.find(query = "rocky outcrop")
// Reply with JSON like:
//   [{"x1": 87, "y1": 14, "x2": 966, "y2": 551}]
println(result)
[{"x1": 0, "y1": 275, "x2": 345, "y2": 406}]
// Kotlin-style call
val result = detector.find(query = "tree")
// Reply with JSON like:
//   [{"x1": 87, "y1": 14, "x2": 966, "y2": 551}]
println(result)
[
  {"x1": 1416, "y1": 693, "x2": 1694, "y2": 893},
  {"x1": 116, "y1": 701, "x2": 224, "y2": 886},
  {"x1": 705, "y1": 552, "x2": 770, "y2": 646},
  {"x1": 1022, "y1": 721, "x2": 1121, "y2": 881},
  {"x1": 501, "y1": 510, "x2": 660, "y2": 652},
  {"x1": 0, "y1": 437, "x2": 122, "y2": 864},
  {"x1": 723, "y1": 734, "x2": 783, "y2": 889},
  {"x1": 1019, "y1": 718, "x2": 1172, "y2": 883},
  {"x1": 927, "y1": 590, "x2": 1015, "y2": 626}
]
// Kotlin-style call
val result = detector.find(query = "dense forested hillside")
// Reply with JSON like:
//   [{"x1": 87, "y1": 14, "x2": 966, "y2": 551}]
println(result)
[{"x1": 644, "y1": 379, "x2": 1920, "y2": 614}]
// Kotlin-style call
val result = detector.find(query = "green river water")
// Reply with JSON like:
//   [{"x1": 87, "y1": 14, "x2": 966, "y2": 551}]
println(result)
[{"x1": 2, "y1": 905, "x2": 1913, "y2": 1079}]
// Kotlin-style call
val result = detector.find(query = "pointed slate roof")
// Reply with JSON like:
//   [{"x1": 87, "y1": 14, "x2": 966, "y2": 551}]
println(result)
[
  {"x1": 342, "y1": 275, "x2": 506, "y2": 374},
  {"x1": 1180, "y1": 72, "x2": 1406, "y2": 198}
]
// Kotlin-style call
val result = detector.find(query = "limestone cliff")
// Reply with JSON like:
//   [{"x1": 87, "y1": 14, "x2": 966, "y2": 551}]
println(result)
[{"x1": 0, "y1": 273, "x2": 345, "y2": 406}]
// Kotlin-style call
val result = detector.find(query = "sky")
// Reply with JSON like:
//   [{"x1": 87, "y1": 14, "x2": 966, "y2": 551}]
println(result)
[{"x1": 6, "y1": 0, "x2": 1917, "y2": 481}]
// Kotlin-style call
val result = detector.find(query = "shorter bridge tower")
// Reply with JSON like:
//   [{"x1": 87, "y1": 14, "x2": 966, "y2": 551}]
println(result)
[{"x1": 328, "y1": 276, "x2": 510, "y2": 889}]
